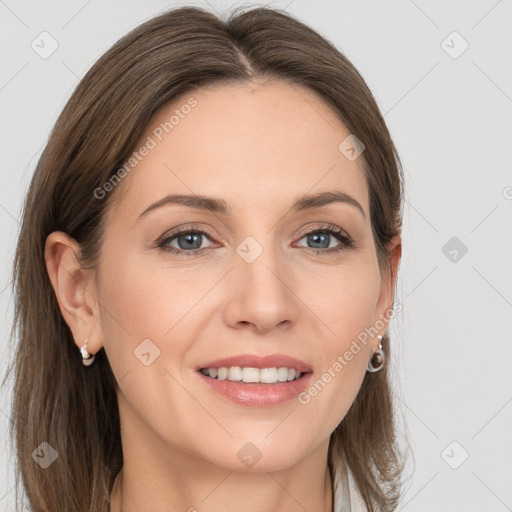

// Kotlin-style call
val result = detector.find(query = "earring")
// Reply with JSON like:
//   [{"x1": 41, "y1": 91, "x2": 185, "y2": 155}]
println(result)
[
  {"x1": 367, "y1": 334, "x2": 385, "y2": 373},
  {"x1": 80, "y1": 338, "x2": 95, "y2": 366}
]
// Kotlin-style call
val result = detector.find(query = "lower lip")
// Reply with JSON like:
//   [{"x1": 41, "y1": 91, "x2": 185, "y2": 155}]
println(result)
[{"x1": 197, "y1": 371, "x2": 314, "y2": 407}]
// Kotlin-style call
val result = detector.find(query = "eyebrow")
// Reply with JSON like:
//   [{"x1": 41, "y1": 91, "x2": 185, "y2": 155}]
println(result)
[{"x1": 137, "y1": 190, "x2": 365, "y2": 221}]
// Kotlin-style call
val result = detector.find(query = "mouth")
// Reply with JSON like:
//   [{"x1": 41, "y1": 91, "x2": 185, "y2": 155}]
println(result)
[
  {"x1": 195, "y1": 354, "x2": 314, "y2": 406},
  {"x1": 198, "y1": 366, "x2": 311, "y2": 384}
]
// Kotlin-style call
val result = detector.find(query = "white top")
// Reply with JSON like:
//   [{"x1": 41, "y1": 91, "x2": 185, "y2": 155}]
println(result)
[{"x1": 332, "y1": 457, "x2": 367, "y2": 512}]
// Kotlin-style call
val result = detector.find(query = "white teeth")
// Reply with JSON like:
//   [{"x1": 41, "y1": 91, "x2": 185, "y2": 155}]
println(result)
[
  {"x1": 228, "y1": 366, "x2": 242, "y2": 381},
  {"x1": 277, "y1": 367, "x2": 289, "y2": 382},
  {"x1": 260, "y1": 368, "x2": 278, "y2": 383},
  {"x1": 201, "y1": 366, "x2": 304, "y2": 383},
  {"x1": 242, "y1": 367, "x2": 260, "y2": 383}
]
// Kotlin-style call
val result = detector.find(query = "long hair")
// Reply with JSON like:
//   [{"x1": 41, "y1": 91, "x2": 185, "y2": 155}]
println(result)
[{"x1": 4, "y1": 5, "x2": 405, "y2": 511}]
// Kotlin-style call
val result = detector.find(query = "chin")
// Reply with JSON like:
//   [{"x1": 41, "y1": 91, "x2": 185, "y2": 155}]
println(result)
[
  {"x1": 201, "y1": 437, "x2": 312, "y2": 474},
  {"x1": 217, "y1": 455, "x2": 304, "y2": 474}
]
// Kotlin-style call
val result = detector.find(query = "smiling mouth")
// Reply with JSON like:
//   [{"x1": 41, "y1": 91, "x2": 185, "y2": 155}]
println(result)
[{"x1": 198, "y1": 366, "x2": 310, "y2": 384}]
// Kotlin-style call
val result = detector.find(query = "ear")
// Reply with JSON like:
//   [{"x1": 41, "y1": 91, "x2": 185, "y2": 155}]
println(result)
[
  {"x1": 374, "y1": 235, "x2": 402, "y2": 344},
  {"x1": 44, "y1": 231, "x2": 102, "y2": 356}
]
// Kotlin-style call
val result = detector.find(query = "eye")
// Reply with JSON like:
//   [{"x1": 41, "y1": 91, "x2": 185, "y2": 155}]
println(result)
[
  {"x1": 294, "y1": 224, "x2": 354, "y2": 254},
  {"x1": 156, "y1": 223, "x2": 354, "y2": 257},
  {"x1": 157, "y1": 226, "x2": 217, "y2": 256}
]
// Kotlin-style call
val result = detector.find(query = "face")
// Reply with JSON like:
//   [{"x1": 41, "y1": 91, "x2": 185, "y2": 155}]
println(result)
[{"x1": 92, "y1": 80, "x2": 398, "y2": 473}]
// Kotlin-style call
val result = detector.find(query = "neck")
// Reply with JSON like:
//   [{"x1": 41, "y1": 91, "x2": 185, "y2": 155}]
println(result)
[{"x1": 109, "y1": 451, "x2": 334, "y2": 512}]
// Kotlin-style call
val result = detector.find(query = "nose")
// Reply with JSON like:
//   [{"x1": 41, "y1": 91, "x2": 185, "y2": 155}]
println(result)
[{"x1": 222, "y1": 239, "x2": 298, "y2": 335}]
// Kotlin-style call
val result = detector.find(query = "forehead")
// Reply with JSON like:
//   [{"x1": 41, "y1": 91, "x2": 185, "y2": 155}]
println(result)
[{"x1": 109, "y1": 80, "x2": 368, "y2": 218}]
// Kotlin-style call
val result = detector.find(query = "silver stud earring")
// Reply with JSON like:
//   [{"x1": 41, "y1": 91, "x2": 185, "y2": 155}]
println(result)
[
  {"x1": 80, "y1": 338, "x2": 95, "y2": 366},
  {"x1": 367, "y1": 334, "x2": 385, "y2": 373}
]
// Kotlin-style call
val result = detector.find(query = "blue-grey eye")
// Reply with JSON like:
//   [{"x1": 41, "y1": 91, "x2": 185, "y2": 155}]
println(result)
[{"x1": 175, "y1": 232, "x2": 204, "y2": 250}]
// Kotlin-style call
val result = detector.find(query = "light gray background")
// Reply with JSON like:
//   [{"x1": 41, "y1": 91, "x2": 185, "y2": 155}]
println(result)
[{"x1": 1, "y1": 0, "x2": 511, "y2": 510}]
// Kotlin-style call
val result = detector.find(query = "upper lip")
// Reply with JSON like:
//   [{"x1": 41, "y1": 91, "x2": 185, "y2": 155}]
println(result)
[{"x1": 196, "y1": 354, "x2": 313, "y2": 373}]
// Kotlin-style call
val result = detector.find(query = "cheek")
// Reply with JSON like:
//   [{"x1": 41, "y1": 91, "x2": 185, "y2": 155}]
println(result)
[
  {"x1": 95, "y1": 250, "x2": 212, "y2": 443},
  {"x1": 298, "y1": 253, "x2": 381, "y2": 347},
  {"x1": 98, "y1": 243, "x2": 204, "y2": 336},
  {"x1": 95, "y1": 246, "x2": 185, "y2": 380},
  {"x1": 96, "y1": 245, "x2": 223, "y2": 392},
  {"x1": 294, "y1": 260, "x2": 380, "y2": 430}
]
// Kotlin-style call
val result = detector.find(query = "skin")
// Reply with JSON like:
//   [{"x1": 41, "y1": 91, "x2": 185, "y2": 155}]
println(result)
[{"x1": 45, "y1": 79, "x2": 401, "y2": 512}]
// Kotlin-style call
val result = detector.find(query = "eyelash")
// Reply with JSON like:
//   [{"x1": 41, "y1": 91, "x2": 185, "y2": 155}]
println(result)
[{"x1": 156, "y1": 224, "x2": 354, "y2": 257}]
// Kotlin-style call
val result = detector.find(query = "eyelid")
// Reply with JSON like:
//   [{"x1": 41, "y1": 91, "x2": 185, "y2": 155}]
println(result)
[
  {"x1": 298, "y1": 223, "x2": 352, "y2": 241},
  {"x1": 156, "y1": 224, "x2": 218, "y2": 243}
]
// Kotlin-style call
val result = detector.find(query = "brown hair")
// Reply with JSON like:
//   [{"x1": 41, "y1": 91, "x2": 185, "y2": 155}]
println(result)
[{"x1": 4, "y1": 5, "x2": 405, "y2": 511}]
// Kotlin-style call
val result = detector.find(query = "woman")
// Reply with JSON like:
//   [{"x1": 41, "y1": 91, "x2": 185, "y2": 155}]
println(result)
[{"x1": 7, "y1": 5, "x2": 405, "y2": 511}]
